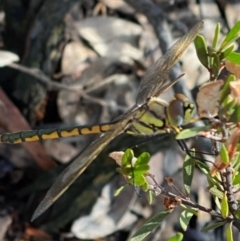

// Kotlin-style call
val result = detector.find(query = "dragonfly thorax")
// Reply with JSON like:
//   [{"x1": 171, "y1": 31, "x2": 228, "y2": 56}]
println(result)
[{"x1": 125, "y1": 94, "x2": 195, "y2": 135}]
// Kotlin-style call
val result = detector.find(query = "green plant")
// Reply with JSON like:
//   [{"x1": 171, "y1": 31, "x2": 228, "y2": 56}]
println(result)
[{"x1": 111, "y1": 21, "x2": 240, "y2": 241}]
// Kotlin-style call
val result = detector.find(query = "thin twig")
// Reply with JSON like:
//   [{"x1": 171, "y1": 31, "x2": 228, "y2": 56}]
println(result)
[
  {"x1": 221, "y1": 168, "x2": 238, "y2": 212},
  {"x1": 147, "y1": 172, "x2": 225, "y2": 220},
  {"x1": 8, "y1": 63, "x2": 126, "y2": 111}
]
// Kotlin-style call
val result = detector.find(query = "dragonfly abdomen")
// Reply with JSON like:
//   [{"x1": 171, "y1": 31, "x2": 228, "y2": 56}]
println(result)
[{"x1": 0, "y1": 123, "x2": 113, "y2": 144}]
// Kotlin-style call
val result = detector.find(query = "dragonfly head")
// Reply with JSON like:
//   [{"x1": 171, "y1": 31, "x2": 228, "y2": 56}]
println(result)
[{"x1": 167, "y1": 93, "x2": 195, "y2": 127}]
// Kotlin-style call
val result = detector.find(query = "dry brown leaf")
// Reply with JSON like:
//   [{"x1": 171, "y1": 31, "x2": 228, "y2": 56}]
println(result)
[
  {"x1": 44, "y1": 140, "x2": 78, "y2": 164},
  {"x1": 61, "y1": 41, "x2": 96, "y2": 75},
  {"x1": 75, "y1": 16, "x2": 142, "y2": 60},
  {"x1": 226, "y1": 60, "x2": 240, "y2": 79},
  {"x1": 100, "y1": 0, "x2": 135, "y2": 14},
  {"x1": 229, "y1": 79, "x2": 240, "y2": 105},
  {"x1": 24, "y1": 226, "x2": 51, "y2": 240},
  {"x1": 109, "y1": 151, "x2": 124, "y2": 166},
  {"x1": 211, "y1": 125, "x2": 240, "y2": 176},
  {"x1": 0, "y1": 89, "x2": 56, "y2": 170},
  {"x1": 196, "y1": 80, "x2": 224, "y2": 118}
]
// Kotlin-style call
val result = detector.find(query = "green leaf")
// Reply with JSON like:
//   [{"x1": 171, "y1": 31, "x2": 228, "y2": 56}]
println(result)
[
  {"x1": 226, "y1": 99, "x2": 240, "y2": 121},
  {"x1": 221, "y1": 192, "x2": 229, "y2": 218},
  {"x1": 232, "y1": 152, "x2": 240, "y2": 169},
  {"x1": 194, "y1": 35, "x2": 209, "y2": 68},
  {"x1": 122, "y1": 149, "x2": 134, "y2": 167},
  {"x1": 167, "y1": 232, "x2": 183, "y2": 241},
  {"x1": 208, "y1": 46, "x2": 217, "y2": 57},
  {"x1": 226, "y1": 52, "x2": 240, "y2": 65},
  {"x1": 118, "y1": 149, "x2": 151, "y2": 192},
  {"x1": 219, "y1": 144, "x2": 229, "y2": 164},
  {"x1": 135, "y1": 152, "x2": 150, "y2": 166},
  {"x1": 233, "y1": 209, "x2": 240, "y2": 219},
  {"x1": 230, "y1": 104, "x2": 240, "y2": 122},
  {"x1": 183, "y1": 152, "x2": 195, "y2": 195},
  {"x1": 148, "y1": 191, "x2": 153, "y2": 204},
  {"x1": 214, "y1": 196, "x2": 221, "y2": 210},
  {"x1": 220, "y1": 21, "x2": 240, "y2": 51},
  {"x1": 237, "y1": 143, "x2": 240, "y2": 152},
  {"x1": 114, "y1": 185, "x2": 127, "y2": 196},
  {"x1": 233, "y1": 172, "x2": 240, "y2": 185},
  {"x1": 130, "y1": 211, "x2": 171, "y2": 241},
  {"x1": 207, "y1": 176, "x2": 221, "y2": 189},
  {"x1": 132, "y1": 175, "x2": 146, "y2": 186},
  {"x1": 220, "y1": 45, "x2": 235, "y2": 60},
  {"x1": 202, "y1": 220, "x2": 226, "y2": 232},
  {"x1": 179, "y1": 209, "x2": 194, "y2": 231},
  {"x1": 176, "y1": 126, "x2": 211, "y2": 139},
  {"x1": 141, "y1": 180, "x2": 149, "y2": 192},
  {"x1": 220, "y1": 74, "x2": 236, "y2": 103},
  {"x1": 133, "y1": 165, "x2": 149, "y2": 175},
  {"x1": 209, "y1": 186, "x2": 224, "y2": 199},
  {"x1": 212, "y1": 54, "x2": 221, "y2": 78},
  {"x1": 194, "y1": 160, "x2": 210, "y2": 174},
  {"x1": 195, "y1": 160, "x2": 219, "y2": 187},
  {"x1": 212, "y1": 23, "x2": 221, "y2": 49},
  {"x1": 119, "y1": 166, "x2": 133, "y2": 176},
  {"x1": 226, "y1": 222, "x2": 233, "y2": 241}
]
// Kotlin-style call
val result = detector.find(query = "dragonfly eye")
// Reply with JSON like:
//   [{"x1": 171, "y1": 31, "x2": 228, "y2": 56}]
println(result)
[{"x1": 167, "y1": 94, "x2": 195, "y2": 126}]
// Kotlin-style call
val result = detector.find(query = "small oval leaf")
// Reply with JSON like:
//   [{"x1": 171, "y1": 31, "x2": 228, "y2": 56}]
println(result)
[
  {"x1": 180, "y1": 209, "x2": 194, "y2": 231},
  {"x1": 212, "y1": 54, "x2": 221, "y2": 78},
  {"x1": 141, "y1": 180, "x2": 149, "y2": 192},
  {"x1": 212, "y1": 23, "x2": 221, "y2": 49},
  {"x1": 209, "y1": 186, "x2": 224, "y2": 199},
  {"x1": 220, "y1": 21, "x2": 240, "y2": 51},
  {"x1": 183, "y1": 153, "x2": 195, "y2": 195},
  {"x1": 226, "y1": 222, "x2": 233, "y2": 241},
  {"x1": 221, "y1": 192, "x2": 229, "y2": 218},
  {"x1": 194, "y1": 35, "x2": 209, "y2": 68},
  {"x1": 176, "y1": 126, "x2": 211, "y2": 140},
  {"x1": 220, "y1": 144, "x2": 229, "y2": 164},
  {"x1": 202, "y1": 220, "x2": 226, "y2": 232},
  {"x1": 135, "y1": 152, "x2": 150, "y2": 166},
  {"x1": 122, "y1": 149, "x2": 134, "y2": 167},
  {"x1": 221, "y1": 45, "x2": 234, "y2": 60},
  {"x1": 148, "y1": 191, "x2": 153, "y2": 204},
  {"x1": 233, "y1": 172, "x2": 240, "y2": 185},
  {"x1": 220, "y1": 74, "x2": 236, "y2": 103},
  {"x1": 130, "y1": 211, "x2": 171, "y2": 241},
  {"x1": 214, "y1": 196, "x2": 221, "y2": 210},
  {"x1": 226, "y1": 52, "x2": 240, "y2": 65},
  {"x1": 167, "y1": 232, "x2": 183, "y2": 241},
  {"x1": 114, "y1": 185, "x2": 127, "y2": 196}
]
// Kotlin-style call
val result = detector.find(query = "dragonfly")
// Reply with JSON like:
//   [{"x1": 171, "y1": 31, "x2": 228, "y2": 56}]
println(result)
[{"x1": 0, "y1": 21, "x2": 203, "y2": 220}]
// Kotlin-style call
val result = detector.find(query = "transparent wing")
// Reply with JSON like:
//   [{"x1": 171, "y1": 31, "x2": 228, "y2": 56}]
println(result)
[
  {"x1": 31, "y1": 111, "x2": 135, "y2": 221},
  {"x1": 31, "y1": 21, "x2": 204, "y2": 221},
  {"x1": 136, "y1": 21, "x2": 203, "y2": 105}
]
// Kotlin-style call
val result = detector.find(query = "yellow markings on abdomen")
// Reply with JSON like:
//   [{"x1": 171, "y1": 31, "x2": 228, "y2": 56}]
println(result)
[
  {"x1": 0, "y1": 123, "x2": 113, "y2": 144},
  {"x1": 80, "y1": 125, "x2": 101, "y2": 134},
  {"x1": 59, "y1": 128, "x2": 82, "y2": 137},
  {"x1": 79, "y1": 124, "x2": 112, "y2": 134},
  {"x1": 24, "y1": 135, "x2": 42, "y2": 142}
]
